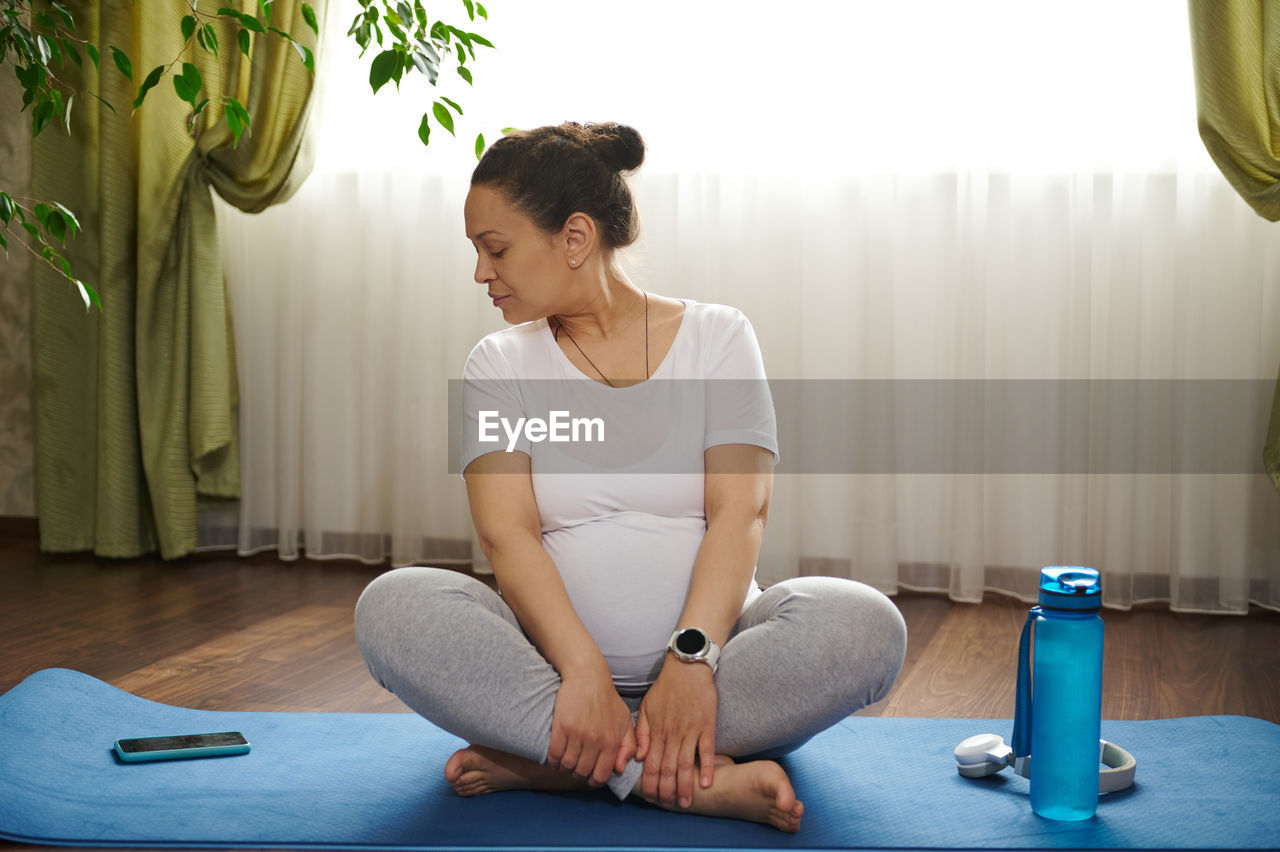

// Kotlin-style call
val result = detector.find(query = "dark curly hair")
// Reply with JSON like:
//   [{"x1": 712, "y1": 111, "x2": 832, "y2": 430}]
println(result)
[{"x1": 471, "y1": 122, "x2": 646, "y2": 250}]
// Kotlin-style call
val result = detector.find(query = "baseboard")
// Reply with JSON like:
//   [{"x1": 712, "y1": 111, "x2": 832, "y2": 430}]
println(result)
[{"x1": 0, "y1": 516, "x2": 37, "y2": 539}]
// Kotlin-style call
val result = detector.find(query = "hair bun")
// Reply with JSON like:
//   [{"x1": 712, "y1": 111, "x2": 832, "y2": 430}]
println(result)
[{"x1": 585, "y1": 122, "x2": 645, "y2": 173}]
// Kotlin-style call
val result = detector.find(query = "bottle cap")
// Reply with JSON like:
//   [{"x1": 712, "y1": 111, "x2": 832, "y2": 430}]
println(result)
[{"x1": 1038, "y1": 566, "x2": 1101, "y2": 610}]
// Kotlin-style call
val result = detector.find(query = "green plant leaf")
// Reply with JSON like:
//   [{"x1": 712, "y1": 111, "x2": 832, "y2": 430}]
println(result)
[
  {"x1": 225, "y1": 100, "x2": 245, "y2": 146},
  {"x1": 62, "y1": 92, "x2": 73, "y2": 134},
  {"x1": 58, "y1": 38, "x2": 81, "y2": 67},
  {"x1": 417, "y1": 112, "x2": 430, "y2": 146},
  {"x1": 34, "y1": 203, "x2": 51, "y2": 227},
  {"x1": 474, "y1": 132, "x2": 484, "y2": 160},
  {"x1": 462, "y1": 0, "x2": 475, "y2": 21},
  {"x1": 432, "y1": 100, "x2": 454, "y2": 136},
  {"x1": 202, "y1": 24, "x2": 219, "y2": 56},
  {"x1": 182, "y1": 14, "x2": 197, "y2": 42},
  {"x1": 0, "y1": 231, "x2": 6, "y2": 253},
  {"x1": 409, "y1": 48, "x2": 436, "y2": 84},
  {"x1": 48, "y1": 211, "x2": 66, "y2": 243},
  {"x1": 416, "y1": 37, "x2": 441, "y2": 64},
  {"x1": 133, "y1": 64, "x2": 164, "y2": 109},
  {"x1": 109, "y1": 45, "x2": 132, "y2": 81},
  {"x1": 441, "y1": 95, "x2": 462, "y2": 115},
  {"x1": 369, "y1": 49, "x2": 398, "y2": 94},
  {"x1": 238, "y1": 28, "x2": 251, "y2": 57},
  {"x1": 85, "y1": 43, "x2": 99, "y2": 71},
  {"x1": 15, "y1": 63, "x2": 44, "y2": 96},
  {"x1": 0, "y1": 193, "x2": 13, "y2": 225},
  {"x1": 51, "y1": 2, "x2": 75, "y2": 28},
  {"x1": 468, "y1": 32, "x2": 493, "y2": 48},
  {"x1": 32, "y1": 98, "x2": 54, "y2": 136},
  {"x1": 87, "y1": 89, "x2": 115, "y2": 115},
  {"x1": 501, "y1": 126, "x2": 520, "y2": 136},
  {"x1": 52, "y1": 202, "x2": 80, "y2": 236},
  {"x1": 476, "y1": 3, "x2": 487, "y2": 20},
  {"x1": 295, "y1": 42, "x2": 314, "y2": 72},
  {"x1": 172, "y1": 63, "x2": 202, "y2": 106},
  {"x1": 35, "y1": 33, "x2": 51, "y2": 65},
  {"x1": 22, "y1": 222, "x2": 40, "y2": 242},
  {"x1": 74, "y1": 277, "x2": 91, "y2": 310},
  {"x1": 301, "y1": 3, "x2": 319, "y2": 36},
  {"x1": 456, "y1": 65, "x2": 472, "y2": 84}
]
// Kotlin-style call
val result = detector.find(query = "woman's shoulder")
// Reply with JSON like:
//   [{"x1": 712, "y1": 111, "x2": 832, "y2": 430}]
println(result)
[
  {"x1": 464, "y1": 319, "x2": 549, "y2": 378},
  {"x1": 677, "y1": 299, "x2": 758, "y2": 340}
]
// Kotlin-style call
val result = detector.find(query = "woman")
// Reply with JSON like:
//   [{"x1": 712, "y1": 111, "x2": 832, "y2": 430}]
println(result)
[{"x1": 354, "y1": 122, "x2": 907, "y2": 832}]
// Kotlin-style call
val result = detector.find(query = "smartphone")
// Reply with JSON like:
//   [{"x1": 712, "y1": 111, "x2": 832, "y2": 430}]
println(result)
[{"x1": 114, "y1": 731, "x2": 251, "y2": 762}]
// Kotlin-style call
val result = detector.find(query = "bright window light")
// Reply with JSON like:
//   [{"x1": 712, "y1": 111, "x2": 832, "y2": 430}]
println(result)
[{"x1": 314, "y1": 0, "x2": 1214, "y2": 175}]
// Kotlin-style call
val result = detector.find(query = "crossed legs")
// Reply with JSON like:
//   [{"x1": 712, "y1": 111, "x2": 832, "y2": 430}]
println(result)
[{"x1": 354, "y1": 567, "x2": 906, "y2": 830}]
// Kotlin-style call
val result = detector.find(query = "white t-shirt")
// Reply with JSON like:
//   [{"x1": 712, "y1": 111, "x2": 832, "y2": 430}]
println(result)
[{"x1": 460, "y1": 300, "x2": 778, "y2": 692}]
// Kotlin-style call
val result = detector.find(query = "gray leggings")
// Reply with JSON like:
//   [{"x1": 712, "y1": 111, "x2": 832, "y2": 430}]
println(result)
[{"x1": 354, "y1": 567, "x2": 907, "y2": 800}]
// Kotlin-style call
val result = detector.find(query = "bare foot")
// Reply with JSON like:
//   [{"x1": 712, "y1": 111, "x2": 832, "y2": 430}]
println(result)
[
  {"x1": 443, "y1": 745, "x2": 590, "y2": 797},
  {"x1": 654, "y1": 755, "x2": 804, "y2": 833}
]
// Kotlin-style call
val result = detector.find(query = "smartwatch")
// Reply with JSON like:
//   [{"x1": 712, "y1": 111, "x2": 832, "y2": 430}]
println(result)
[{"x1": 666, "y1": 627, "x2": 720, "y2": 674}]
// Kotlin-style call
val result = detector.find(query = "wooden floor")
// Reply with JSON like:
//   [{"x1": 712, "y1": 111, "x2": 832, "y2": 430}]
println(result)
[
  {"x1": 2, "y1": 517, "x2": 1279, "y2": 850},
  {"x1": 4, "y1": 517, "x2": 1278, "y2": 723}
]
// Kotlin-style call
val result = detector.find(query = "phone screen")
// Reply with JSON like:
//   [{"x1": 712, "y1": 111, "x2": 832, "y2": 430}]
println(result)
[{"x1": 116, "y1": 732, "x2": 248, "y2": 753}]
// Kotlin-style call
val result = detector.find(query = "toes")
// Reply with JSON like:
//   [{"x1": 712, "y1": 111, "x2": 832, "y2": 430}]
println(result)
[
  {"x1": 443, "y1": 748, "x2": 470, "y2": 783},
  {"x1": 451, "y1": 770, "x2": 491, "y2": 797}
]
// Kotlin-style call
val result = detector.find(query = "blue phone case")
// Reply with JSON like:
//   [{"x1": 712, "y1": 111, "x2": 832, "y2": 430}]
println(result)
[{"x1": 114, "y1": 732, "x2": 251, "y2": 762}]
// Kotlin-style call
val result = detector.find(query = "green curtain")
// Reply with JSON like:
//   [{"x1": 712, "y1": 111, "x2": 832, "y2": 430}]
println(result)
[
  {"x1": 1187, "y1": 0, "x2": 1280, "y2": 493},
  {"x1": 32, "y1": 1, "x2": 325, "y2": 558}
]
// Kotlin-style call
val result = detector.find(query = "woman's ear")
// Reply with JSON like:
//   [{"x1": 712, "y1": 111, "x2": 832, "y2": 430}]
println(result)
[{"x1": 561, "y1": 212, "x2": 597, "y2": 267}]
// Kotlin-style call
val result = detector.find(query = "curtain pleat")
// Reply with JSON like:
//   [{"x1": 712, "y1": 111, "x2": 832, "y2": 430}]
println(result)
[{"x1": 33, "y1": 0, "x2": 324, "y2": 558}]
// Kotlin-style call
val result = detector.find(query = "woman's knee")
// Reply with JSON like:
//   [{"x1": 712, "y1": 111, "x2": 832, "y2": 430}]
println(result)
[
  {"x1": 762, "y1": 576, "x2": 908, "y2": 701},
  {"x1": 354, "y1": 567, "x2": 498, "y2": 674}
]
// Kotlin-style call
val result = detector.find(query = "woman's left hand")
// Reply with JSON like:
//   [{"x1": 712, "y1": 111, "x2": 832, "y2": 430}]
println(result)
[{"x1": 635, "y1": 657, "x2": 718, "y2": 809}]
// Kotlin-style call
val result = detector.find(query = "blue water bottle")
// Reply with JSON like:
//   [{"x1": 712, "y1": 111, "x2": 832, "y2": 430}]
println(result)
[{"x1": 1017, "y1": 567, "x2": 1104, "y2": 821}]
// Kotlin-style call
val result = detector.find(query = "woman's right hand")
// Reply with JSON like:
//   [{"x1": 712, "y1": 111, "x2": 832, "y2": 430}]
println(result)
[{"x1": 547, "y1": 664, "x2": 637, "y2": 787}]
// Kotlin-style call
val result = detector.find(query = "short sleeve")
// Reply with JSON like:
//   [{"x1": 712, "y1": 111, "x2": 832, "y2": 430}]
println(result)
[
  {"x1": 702, "y1": 308, "x2": 779, "y2": 464},
  {"x1": 459, "y1": 336, "x2": 532, "y2": 472}
]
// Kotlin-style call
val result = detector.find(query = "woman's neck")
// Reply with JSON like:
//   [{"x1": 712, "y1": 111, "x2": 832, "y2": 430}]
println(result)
[{"x1": 550, "y1": 268, "x2": 646, "y2": 342}]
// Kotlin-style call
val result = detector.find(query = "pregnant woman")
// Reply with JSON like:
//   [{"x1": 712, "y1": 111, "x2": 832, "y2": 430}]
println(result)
[{"x1": 355, "y1": 121, "x2": 907, "y2": 832}]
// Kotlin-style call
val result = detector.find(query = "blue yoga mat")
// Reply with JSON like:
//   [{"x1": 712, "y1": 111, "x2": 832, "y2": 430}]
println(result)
[{"x1": 1, "y1": 668, "x2": 1276, "y2": 850}]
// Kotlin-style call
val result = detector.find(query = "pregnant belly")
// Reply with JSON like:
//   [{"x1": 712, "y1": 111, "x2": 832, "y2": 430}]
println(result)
[{"x1": 542, "y1": 512, "x2": 704, "y2": 692}]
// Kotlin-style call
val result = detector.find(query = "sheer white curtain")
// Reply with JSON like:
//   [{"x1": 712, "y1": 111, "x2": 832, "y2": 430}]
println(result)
[{"x1": 203, "y1": 0, "x2": 1280, "y2": 613}]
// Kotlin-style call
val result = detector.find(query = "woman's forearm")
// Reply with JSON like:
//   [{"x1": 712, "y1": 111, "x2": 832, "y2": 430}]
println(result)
[
  {"x1": 674, "y1": 445, "x2": 775, "y2": 648},
  {"x1": 676, "y1": 512, "x2": 764, "y2": 648}
]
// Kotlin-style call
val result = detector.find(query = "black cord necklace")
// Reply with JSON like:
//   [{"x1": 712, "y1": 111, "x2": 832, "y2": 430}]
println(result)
[{"x1": 553, "y1": 291, "x2": 649, "y2": 388}]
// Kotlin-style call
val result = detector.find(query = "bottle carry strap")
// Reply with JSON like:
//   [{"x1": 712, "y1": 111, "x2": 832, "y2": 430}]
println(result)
[
  {"x1": 954, "y1": 601, "x2": 1137, "y2": 793},
  {"x1": 1011, "y1": 606, "x2": 1039, "y2": 760}
]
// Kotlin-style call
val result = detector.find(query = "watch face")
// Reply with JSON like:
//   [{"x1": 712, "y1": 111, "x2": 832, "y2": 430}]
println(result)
[{"x1": 675, "y1": 628, "x2": 708, "y2": 656}]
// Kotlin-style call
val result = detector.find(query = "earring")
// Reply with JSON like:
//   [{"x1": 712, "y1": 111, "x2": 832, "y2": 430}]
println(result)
[{"x1": 569, "y1": 258, "x2": 578, "y2": 266}]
